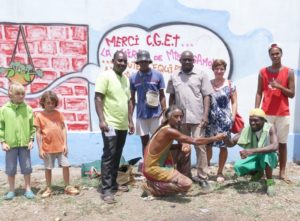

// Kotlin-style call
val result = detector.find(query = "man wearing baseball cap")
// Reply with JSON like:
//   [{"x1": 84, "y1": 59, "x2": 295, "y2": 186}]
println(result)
[
  {"x1": 129, "y1": 50, "x2": 166, "y2": 155},
  {"x1": 225, "y1": 108, "x2": 278, "y2": 196},
  {"x1": 255, "y1": 43, "x2": 295, "y2": 183}
]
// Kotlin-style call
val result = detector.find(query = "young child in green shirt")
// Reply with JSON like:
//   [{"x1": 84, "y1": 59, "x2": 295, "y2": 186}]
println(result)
[{"x1": 0, "y1": 82, "x2": 36, "y2": 200}]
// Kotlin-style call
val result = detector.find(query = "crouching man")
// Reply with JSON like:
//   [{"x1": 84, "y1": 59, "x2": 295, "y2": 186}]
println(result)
[
  {"x1": 142, "y1": 105, "x2": 226, "y2": 197},
  {"x1": 225, "y1": 108, "x2": 278, "y2": 196}
]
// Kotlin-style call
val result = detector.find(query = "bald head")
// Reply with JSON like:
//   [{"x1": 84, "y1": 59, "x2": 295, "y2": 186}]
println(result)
[{"x1": 180, "y1": 51, "x2": 194, "y2": 73}]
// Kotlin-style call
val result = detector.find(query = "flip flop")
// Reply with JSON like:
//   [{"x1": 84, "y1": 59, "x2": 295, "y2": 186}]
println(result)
[
  {"x1": 65, "y1": 185, "x2": 80, "y2": 195},
  {"x1": 24, "y1": 190, "x2": 35, "y2": 199},
  {"x1": 279, "y1": 177, "x2": 292, "y2": 184},
  {"x1": 4, "y1": 191, "x2": 15, "y2": 200}
]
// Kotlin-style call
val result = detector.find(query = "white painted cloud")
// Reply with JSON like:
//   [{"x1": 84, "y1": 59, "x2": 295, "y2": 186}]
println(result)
[{"x1": 0, "y1": 0, "x2": 141, "y2": 30}]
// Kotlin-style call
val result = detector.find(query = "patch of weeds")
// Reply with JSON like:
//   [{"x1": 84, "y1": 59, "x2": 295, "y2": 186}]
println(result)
[
  {"x1": 79, "y1": 177, "x2": 100, "y2": 189},
  {"x1": 63, "y1": 197, "x2": 76, "y2": 204}
]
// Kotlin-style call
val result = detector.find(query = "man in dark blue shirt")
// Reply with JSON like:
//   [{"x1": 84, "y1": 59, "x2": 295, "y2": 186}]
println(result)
[{"x1": 129, "y1": 50, "x2": 166, "y2": 155}]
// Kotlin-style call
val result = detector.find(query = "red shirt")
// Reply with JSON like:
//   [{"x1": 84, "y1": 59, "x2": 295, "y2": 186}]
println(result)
[{"x1": 260, "y1": 66, "x2": 290, "y2": 116}]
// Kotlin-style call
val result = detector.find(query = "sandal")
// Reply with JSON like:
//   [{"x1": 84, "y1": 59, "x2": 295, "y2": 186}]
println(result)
[
  {"x1": 101, "y1": 194, "x2": 116, "y2": 204},
  {"x1": 24, "y1": 190, "x2": 35, "y2": 199},
  {"x1": 41, "y1": 187, "x2": 52, "y2": 198},
  {"x1": 279, "y1": 176, "x2": 292, "y2": 184},
  {"x1": 117, "y1": 185, "x2": 129, "y2": 192},
  {"x1": 65, "y1": 185, "x2": 80, "y2": 195},
  {"x1": 4, "y1": 191, "x2": 15, "y2": 200}
]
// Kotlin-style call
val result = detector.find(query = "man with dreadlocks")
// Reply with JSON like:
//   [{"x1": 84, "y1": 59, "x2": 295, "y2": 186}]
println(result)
[{"x1": 142, "y1": 105, "x2": 226, "y2": 197}]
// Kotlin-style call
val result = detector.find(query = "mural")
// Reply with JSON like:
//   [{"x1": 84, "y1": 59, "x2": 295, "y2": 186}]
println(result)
[{"x1": 0, "y1": 0, "x2": 299, "y2": 167}]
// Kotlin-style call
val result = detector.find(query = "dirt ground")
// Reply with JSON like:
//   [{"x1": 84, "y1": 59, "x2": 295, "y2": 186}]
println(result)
[{"x1": 1, "y1": 163, "x2": 300, "y2": 221}]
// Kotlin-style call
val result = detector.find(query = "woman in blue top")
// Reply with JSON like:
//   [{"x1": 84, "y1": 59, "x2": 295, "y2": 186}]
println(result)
[{"x1": 205, "y1": 59, "x2": 237, "y2": 183}]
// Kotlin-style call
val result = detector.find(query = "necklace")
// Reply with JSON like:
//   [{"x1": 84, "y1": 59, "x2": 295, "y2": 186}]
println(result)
[{"x1": 212, "y1": 79, "x2": 225, "y2": 89}]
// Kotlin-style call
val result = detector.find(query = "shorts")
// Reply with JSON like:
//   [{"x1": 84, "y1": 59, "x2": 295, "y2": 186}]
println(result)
[
  {"x1": 44, "y1": 152, "x2": 70, "y2": 169},
  {"x1": 5, "y1": 147, "x2": 32, "y2": 176},
  {"x1": 266, "y1": 115, "x2": 290, "y2": 143},
  {"x1": 136, "y1": 117, "x2": 161, "y2": 136}
]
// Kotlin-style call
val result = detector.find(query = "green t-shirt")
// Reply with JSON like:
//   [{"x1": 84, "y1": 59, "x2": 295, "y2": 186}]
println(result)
[
  {"x1": 0, "y1": 101, "x2": 35, "y2": 148},
  {"x1": 95, "y1": 69, "x2": 130, "y2": 130}
]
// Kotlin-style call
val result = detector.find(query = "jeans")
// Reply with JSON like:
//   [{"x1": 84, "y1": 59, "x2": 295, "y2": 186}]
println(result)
[{"x1": 100, "y1": 129, "x2": 127, "y2": 195}]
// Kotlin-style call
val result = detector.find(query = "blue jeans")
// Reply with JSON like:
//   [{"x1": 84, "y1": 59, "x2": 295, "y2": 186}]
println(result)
[{"x1": 100, "y1": 130, "x2": 127, "y2": 195}]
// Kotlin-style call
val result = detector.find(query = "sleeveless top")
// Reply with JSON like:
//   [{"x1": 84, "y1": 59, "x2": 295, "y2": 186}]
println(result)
[
  {"x1": 205, "y1": 80, "x2": 235, "y2": 147},
  {"x1": 260, "y1": 66, "x2": 290, "y2": 116},
  {"x1": 143, "y1": 125, "x2": 175, "y2": 182}
]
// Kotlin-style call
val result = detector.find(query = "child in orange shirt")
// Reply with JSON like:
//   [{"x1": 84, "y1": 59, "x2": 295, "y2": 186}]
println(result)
[{"x1": 34, "y1": 91, "x2": 79, "y2": 198}]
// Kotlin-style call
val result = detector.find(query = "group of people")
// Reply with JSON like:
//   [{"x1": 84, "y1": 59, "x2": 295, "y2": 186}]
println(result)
[
  {"x1": 95, "y1": 42, "x2": 294, "y2": 203},
  {"x1": 0, "y1": 42, "x2": 294, "y2": 204},
  {"x1": 0, "y1": 84, "x2": 80, "y2": 200}
]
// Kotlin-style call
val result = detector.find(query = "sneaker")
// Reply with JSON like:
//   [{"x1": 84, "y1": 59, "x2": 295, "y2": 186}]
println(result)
[
  {"x1": 101, "y1": 194, "x2": 116, "y2": 204},
  {"x1": 41, "y1": 187, "x2": 52, "y2": 198},
  {"x1": 24, "y1": 190, "x2": 35, "y2": 199},
  {"x1": 4, "y1": 191, "x2": 15, "y2": 200},
  {"x1": 266, "y1": 179, "x2": 276, "y2": 197},
  {"x1": 65, "y1": 185, "x2": 80, "y2": 195}
]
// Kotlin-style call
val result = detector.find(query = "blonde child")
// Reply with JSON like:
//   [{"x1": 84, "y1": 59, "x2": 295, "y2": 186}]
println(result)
[
  {"x1": 34, "y1": 91, "x2": 79, "y2": 198},
  {"x1": 0, "y1": 82, "x2": 36, "y2": 200}
]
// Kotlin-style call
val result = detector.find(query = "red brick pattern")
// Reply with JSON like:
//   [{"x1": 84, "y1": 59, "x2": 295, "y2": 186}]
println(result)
[{"x1": 0, "y1": 24, "x2": 89, "y2": 131}]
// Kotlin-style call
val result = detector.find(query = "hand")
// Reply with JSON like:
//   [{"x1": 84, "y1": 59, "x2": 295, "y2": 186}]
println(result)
[
  {"x1": 128, "y1": 122, "x2": 135, "y2": 135},
  {"x1": 63, "y1": 146, "x2": 68, "y2": 157},
  {"x1": 269, "y1": 79, "x2": 281, "y2": 89},
  {"x1": 181, "y1": 143, "x2": 191, "y2": 157},
  {"x1": 39, "y1": 150, "x2": 47, "y2": 159},
  {"x1": 99, "y1": 121, "x2": 109, "y2": 132},
  {"x1": 239, "y1": 149, "x2": 253, "y2": 159},
  {"x1": 1, "y1": 142, "x2": 10, "y2": 151},
  {"x1": 215, "y1": 132, "x2": 227, "y2": 141},
  {"x1": 200, "y1": 117, "x2": 209, "y2": 128},
  {"x1": 231, "y1": 115, "x2": 236, "y2": 123},
  {"x1": 28, "y1": 140, "x2": 34, "y2": 150}
]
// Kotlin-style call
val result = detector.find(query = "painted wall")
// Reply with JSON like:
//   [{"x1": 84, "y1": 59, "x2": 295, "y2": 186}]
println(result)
[{"x1": 0, "y1": 0, "x2": 299, "y2": 167}]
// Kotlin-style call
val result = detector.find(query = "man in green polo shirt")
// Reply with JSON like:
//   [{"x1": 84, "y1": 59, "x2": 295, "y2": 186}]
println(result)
[{"x1": 94, "y1": 50, "x2": 134, "y2": 204}]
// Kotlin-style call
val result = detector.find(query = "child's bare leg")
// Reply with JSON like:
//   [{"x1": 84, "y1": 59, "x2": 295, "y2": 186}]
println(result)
[
  {"x1": 45, "y1": 169, "x2": 52, "y2": 187},
  {"x1": 24, "y1": 174, "x2": 31, "y2": 191},
  {"x1": 8, "y1": 175, "x2": 15, "y2": 192},
  {"x1": 63, "y1": 166, "x2": 70, "y2": 186}
]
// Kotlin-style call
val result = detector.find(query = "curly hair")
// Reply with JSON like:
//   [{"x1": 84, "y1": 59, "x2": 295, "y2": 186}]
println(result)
[{"x1": 39, "y1": 91, "x2": 59, "y2": 108}]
